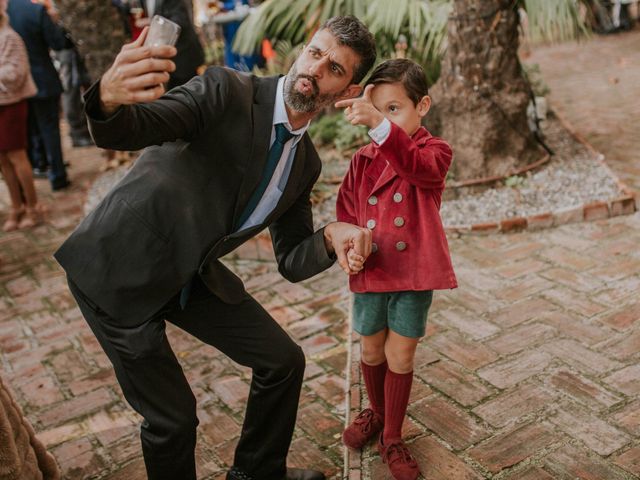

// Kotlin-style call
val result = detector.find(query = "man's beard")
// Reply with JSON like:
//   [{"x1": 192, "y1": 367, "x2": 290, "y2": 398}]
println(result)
[{"x1": 284, "y1": 64, "x2": 346, "y2": 113}]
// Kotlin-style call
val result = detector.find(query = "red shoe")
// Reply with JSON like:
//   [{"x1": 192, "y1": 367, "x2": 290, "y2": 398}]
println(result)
[
  {"x1": 342, "y1": 408, "x2": 384, "y2": 450},
  {"x1": 378, "y1": 436, "x2": 420, "y2": 480}
]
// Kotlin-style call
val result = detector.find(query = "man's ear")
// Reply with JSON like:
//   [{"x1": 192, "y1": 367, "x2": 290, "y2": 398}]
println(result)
[
  {"x1": 339, "y1": 84, "x2": 363, "y2": 101},
  {"x1": 418, "y1": 95, "x2": 432, "y2": 117}
]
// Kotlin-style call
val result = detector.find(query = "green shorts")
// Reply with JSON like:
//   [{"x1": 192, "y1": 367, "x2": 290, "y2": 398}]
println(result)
[{"x1": 352, "y1": 290, "x2": 433, "y2": 338}]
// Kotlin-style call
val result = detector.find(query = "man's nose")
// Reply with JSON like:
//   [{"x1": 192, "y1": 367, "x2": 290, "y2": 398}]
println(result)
[{"x1": 308, "y1": 59, "x2": 326, "y2": 78}]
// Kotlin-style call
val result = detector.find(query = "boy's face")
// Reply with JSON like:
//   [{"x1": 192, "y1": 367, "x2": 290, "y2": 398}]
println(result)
[
  {"x1": 285, "y1": 29, "x2": 363, "y2": 113},
  {"x1": 369, "y1": 82, "x2": 431, "y2": 136}
]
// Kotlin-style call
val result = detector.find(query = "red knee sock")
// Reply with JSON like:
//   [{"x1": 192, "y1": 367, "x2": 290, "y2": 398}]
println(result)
[
  {"x1": 361, "y1": 360, "x2": 387, "y2": 419},
  {"x1": 383, "y1": 369, "x2": 413, "y2": 443}
]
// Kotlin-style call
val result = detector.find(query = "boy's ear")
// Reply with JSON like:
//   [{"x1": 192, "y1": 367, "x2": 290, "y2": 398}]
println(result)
[
  {"x1": 338, "y1": 84, "x2": 363, "y2": 101},
  {"x1": 417, "y1": 95, "x2": 432, "y2": 117}
]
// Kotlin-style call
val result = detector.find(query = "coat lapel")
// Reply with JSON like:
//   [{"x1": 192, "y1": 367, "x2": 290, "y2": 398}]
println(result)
[{"x1": 230, "y1": 75, "x2": 279, "y2": 228}]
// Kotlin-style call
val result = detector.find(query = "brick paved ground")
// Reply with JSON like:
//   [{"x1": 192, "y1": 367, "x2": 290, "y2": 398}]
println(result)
[{"x1": 1, "y1": 28, "x2": 639, "y2": 480}]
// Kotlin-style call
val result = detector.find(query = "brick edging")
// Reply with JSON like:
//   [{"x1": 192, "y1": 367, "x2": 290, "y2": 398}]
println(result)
[{"x1": 444, "y1": 108, "x2": 638, "y2": 236}]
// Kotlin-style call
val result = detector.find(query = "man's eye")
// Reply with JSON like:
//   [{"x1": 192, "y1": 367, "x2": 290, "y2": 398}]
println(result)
[{"x1": 331, "y1": 64, "x2": 339, "y2": 73}]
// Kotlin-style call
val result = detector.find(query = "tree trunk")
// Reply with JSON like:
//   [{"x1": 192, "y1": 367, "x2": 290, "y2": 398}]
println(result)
[
  {"x1": 429, "y1": 0, "x2": 544, "y2": 183},
  {"x1": 55, "y1": 0, "x2": 128, "y2": 81}
]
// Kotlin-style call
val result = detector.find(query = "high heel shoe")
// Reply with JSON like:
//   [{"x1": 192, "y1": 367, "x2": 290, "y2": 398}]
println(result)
[{"x1": 2, "y1": 207, "x2": 23, "y2": 232}]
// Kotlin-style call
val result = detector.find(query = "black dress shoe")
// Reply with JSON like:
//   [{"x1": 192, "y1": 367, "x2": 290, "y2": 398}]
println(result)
[{"x1": 227, "y1": 467, "x2": 325, "y2": 480}]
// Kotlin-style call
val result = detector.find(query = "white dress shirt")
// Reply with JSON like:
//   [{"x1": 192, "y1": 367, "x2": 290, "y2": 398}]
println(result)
[
  {"x1": 236, "y1": 76, "x2": 310, "y2": 232},
  {"x1": 368, "y1": 117, "x2": 391, "y2": 145}
]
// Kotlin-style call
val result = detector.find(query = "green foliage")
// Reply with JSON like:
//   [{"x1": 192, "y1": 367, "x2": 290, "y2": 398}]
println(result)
[
  {"x1": 233, "y1": 0, "x2": 591, "y2": 85},
  {"x1": 233, "y1": 0, "x2": 450, "y2": 84},
  {"x1": 519, "y1": 0, "x2": 589, "y2": 43},
  {"x1": 308, "y1": 112, "x2": 369, "y2": 151}
]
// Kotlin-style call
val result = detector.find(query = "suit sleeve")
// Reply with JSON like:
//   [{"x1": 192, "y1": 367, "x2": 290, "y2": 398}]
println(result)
[
  {"x1": 269, "y1": 169, "x2": 336, "y2": 283},
  {"x1": 378, "y1": 122, "x2": 453, "y2": 189},
  {"x1": 39, "y1": 7, "x2": 70, "y2": 51},
  {"x1": 84, "y1": 67, "x2": 228, "y2": 151},
  {"x1": 336, "y1": 153, "x2": 358, "y2": 224}
]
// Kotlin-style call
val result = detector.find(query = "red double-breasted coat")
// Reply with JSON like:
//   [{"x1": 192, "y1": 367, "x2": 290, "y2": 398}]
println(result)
[{"x1": 336, "y1": 123, "x2": 458, "y2": 293}]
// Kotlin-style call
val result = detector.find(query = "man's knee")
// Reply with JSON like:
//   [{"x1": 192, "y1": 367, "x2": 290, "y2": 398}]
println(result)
[{"x1": 263, "y1": 342, "x2": 305, "y2": 382}]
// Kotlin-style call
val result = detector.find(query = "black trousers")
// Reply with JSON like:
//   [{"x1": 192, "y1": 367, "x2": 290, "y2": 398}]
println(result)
[
  {"x1": 68, "y1": 275, "x2": 305, "y2": 480},
  {"x1": 27, "y1": 96, "x2": 68, "y2": 189}
]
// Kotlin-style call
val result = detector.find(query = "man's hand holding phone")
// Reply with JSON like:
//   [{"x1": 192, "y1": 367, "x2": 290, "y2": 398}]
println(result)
[{"x1": 99, "y1": 26, "x2": 177, "y2": 116}]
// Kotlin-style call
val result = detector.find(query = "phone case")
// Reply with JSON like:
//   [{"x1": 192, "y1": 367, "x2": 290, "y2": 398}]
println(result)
[{"x1": 144, "y1": 15, "x2": 182, "y2": 47}]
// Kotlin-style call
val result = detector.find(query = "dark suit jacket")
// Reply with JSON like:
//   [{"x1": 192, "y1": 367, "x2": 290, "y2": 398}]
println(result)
[
  {"x1": 7, "y1": 0, "x2": 70, "y2": 98},
  {"x1": 54, "y1": 67, "x2": 335, "y2": 326},
  {"x1": 146, "y1": 0, "x2": 204, "y2": 85}
]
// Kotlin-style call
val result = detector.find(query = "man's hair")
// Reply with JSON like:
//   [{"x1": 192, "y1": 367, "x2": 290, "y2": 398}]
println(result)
[
  {"x1": 319, "y1": 15, "x2": 376, "y2": 84},
  {"x1": 366, "y1": 58, "x2": 429, "y2": 105}
]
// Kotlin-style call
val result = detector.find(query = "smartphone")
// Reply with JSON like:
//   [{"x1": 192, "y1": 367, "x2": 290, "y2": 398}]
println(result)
[{"x1": 144, "y1": 15, "x2": 181, "y2": 47}]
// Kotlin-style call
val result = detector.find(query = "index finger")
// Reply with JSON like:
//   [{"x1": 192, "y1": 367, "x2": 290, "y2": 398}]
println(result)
[
  {"x1": 334, "y1": 98, "x2": 356, "y2": 109},
  {"x1": 120, "y1": 44, "x2": 177, "y2": 65}
]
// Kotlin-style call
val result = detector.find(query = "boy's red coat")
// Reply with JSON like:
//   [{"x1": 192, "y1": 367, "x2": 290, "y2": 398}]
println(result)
[{"x1": 336, "y1": 123, "x2": 458, "y2": 292}]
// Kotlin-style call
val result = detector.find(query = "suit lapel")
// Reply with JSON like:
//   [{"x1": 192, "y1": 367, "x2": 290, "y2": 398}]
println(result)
[{"x1": 230, "y1": 75, "x2": 279, "y2": 228}]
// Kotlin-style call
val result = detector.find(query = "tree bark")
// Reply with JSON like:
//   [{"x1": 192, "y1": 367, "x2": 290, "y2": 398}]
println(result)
[
  {"x1": 55, "y1": 0, "x2": 128, "y2": 81},
  {"x1": 429, "y1": 0, "x2": 544, "y2": 183}
]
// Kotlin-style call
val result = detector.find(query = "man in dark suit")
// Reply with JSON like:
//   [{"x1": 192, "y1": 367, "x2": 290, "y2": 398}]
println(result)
[
  {"x1": 7, "y1": 0, "x2": 71, "y2": 190},
  {"x1": 134, "y1": 0, "x2": 205, "y2": 88},
  {"x1": 55, "y1": 15, "x2": 376, "y2": 480}
]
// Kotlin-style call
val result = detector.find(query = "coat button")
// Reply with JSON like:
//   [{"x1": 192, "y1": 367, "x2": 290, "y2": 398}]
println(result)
[
  {"x1": 366, "y1": 219, "x2": 376, "y2": 229},
  {"x1": 393, "y1": 192, "x2": 403, "y2": 203},
  {"x1": 372, "y1": 243, "x2": 378, "y2": 253},
  {"x1": 396, "y1": 241, "x2": 407, "y2": 251},
  {"x1": 394, "y1": 216, "x2": 405, "y2": 227},
  {"x1": 368, "y1": 196, "x2": 378, "y2": 206}
]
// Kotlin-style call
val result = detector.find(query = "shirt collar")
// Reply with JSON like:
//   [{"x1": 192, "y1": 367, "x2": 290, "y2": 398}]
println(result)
[{"x1": 274, "y1": 76, "x2": 309, "y2": 146}]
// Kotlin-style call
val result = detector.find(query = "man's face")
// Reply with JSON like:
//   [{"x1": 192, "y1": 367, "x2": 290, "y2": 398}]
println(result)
[{"x1": 284, "y1": 29, "x2": 363, "y2": 113}]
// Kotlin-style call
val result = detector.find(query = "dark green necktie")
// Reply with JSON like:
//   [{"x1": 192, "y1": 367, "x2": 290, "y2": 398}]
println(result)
[{"x1": 234, "y1": 123, "x2": 295, "y2": 230}]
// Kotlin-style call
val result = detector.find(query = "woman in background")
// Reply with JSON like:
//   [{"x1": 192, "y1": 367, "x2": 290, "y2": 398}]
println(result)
[{"x1": 0, "y1": 0, "x2": 41, "y2": 231}]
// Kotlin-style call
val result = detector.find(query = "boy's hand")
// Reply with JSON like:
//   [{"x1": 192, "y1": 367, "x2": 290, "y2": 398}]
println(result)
[
  {"x1": 335, "y1": 85, "x2": 384, "y2": 130},
  {"x1": 347, "y1": 247, "x2": 365, "y2": 274},
  {"x1": 323, "y1": 222, "x2": 372, "y2": 275}
]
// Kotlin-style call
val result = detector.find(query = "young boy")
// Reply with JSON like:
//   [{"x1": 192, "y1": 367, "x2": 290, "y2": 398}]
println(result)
[{"x1": 335, "y1": 59, "x2": 457, "y2": 480}]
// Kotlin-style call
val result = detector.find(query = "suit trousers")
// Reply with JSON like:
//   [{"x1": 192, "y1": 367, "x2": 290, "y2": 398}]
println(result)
[
  {"x1": 27, "y1": 96, "x2": 68, "y2": 188},
  {"x1": 67, "y1": 275, "x2": 306, "y2": 480}
]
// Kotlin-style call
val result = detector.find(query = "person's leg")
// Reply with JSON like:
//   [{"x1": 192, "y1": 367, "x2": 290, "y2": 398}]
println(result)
[
  {"x1": 0, "y1": 152, "x2": 24, "y2": 231},
  {"x1": 6, "y1": 149, "x2": 38, "y2": 208},
  {"x1": 67, "y1": 278, "x2": 198, "y2": 480},
  {"x1": 6, "y1": 149, "x2": 40, "y2": 228},
  {"x1": 343, "y1": 293, "x2": 388, "y2": 449},
  {"x1": 383, "y1": 330, "x2": 418, "y2": 443},
  {"x1": 33, "y1": 96, "x2": 68, "y2": 189},
  {"x1": 27, "y1": 101, "x2": 46, "y2": 172},
  {"x1": 166, "y1": 276, "x2": 306, "y2": 480},
  {"x1": 360, "y1": 330, "x2": 388, "y2": 418}
]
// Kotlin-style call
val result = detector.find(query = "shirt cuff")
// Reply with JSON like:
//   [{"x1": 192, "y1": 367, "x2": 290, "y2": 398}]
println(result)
[{"x1": 368, "y1": 117, "x2": 391, "y2": 145}]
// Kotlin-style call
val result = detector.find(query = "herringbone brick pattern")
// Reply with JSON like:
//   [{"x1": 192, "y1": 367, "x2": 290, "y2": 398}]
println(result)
[{"x1": 351, "y1": 215, "x2": 640, "y2": 479}]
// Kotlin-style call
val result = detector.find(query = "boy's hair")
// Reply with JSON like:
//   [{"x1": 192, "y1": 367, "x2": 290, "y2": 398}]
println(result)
[
  {"x1": 320, "y1": 15, "x2": 377, "y2": 84},
  {"x1": 366, "y1": 59, "x2": 429, "y2": 105}
]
